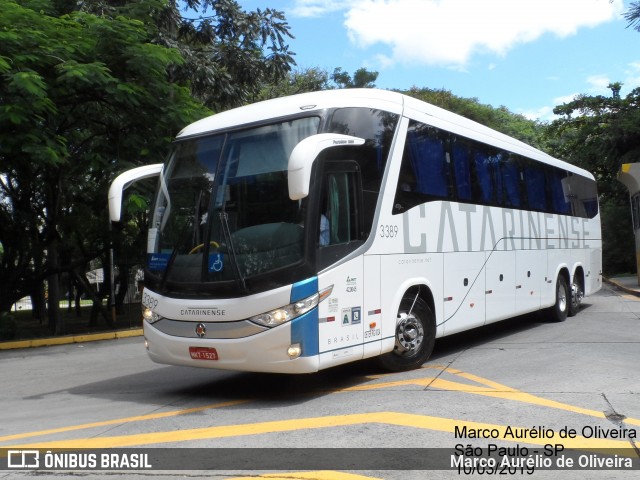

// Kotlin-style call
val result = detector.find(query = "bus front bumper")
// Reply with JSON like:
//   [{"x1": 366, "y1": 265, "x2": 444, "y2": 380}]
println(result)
[{"x1": 143, "y1": 321, "x2": 320, "y2": 374}]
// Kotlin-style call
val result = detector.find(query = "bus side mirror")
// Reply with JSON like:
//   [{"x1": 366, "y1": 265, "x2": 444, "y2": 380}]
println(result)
[
  {"x1": 288, "y1": 134, "x2": 365, "y2": 200},
  {"x1": 108, "y1": 163, "x2": 163, "y2": 222}
]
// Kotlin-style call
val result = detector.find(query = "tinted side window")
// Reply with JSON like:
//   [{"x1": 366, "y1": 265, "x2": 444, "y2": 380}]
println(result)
[
  {"x1": 473, "y1": 147, "x2": 495, "y2": 204},
  {"x1": 451, "y1": 138, "x2": 473, "y2": 202},
  {"x1": 326, "y1": 108, "x2": 398, "y2": 193},
  {"x1": 320, "y1": 171, "x2": 359, "y2": 246},
  {"x1": 394, "y1": 121, "x2": 451, "y2": 212},
  {"x1": 499, "y1": 154, "x2": 522, "y2": 208},
  {"x1": 326, "y1": 108, "x2": 399, "y2": 233},
  {"x1": 523, "y1": 161, "x2": 547, "y2": 211},
  {"x1": 563, "y1": 172, "x2": 599, "y2": 218},
  {"x1": 547, "y1": 169, "x2": 571, "y2": 215},
  {"x1": 390, "y1": 123, "x2": 598, "y2": 219}
]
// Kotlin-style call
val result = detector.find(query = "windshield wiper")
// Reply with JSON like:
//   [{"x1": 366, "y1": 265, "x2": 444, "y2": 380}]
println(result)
[{"x1": 219, "y1": 211, "x2": 247, "y2": 293}]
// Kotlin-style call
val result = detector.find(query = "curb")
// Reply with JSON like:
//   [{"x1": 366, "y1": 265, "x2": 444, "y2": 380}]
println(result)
[
  {"x1": 603, "y1": 276, "x2": 640, "y2": 297},
  {"x1": 0, "y1": 328, "x2": 143, "y2": 351}
]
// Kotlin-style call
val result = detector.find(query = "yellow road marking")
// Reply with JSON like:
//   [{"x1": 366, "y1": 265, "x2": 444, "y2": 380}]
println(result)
[
  {"x1": 342, "y1": 368, "x2": 640, "y2": 427},
  {"x1": 5, "y1": 412, "x2": 633, "y2": 450},
  {"x1": 0, "y1": 400, "x2": 248, "y2": 443},
  {"x1": 3, "y1": 368, "x2": 638, "y2": 451}
]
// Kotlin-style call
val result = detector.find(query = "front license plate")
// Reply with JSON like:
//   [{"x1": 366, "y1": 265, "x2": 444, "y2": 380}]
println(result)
[{"x1": 189, "y1": 347, "x2": 219, "y2": 361}]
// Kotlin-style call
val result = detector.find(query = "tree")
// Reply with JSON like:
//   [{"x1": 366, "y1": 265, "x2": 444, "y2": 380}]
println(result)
[
  {"x1": 540, "y1": 2, "x2": 640, "y2": 274},
  {"x1": 0, "y1": 0, "x2": 209, "y2": 332},
  {"x1": 0, "y1": 0, "x2": 300, "y2": 335},
  {"x1": 545, "y1": 86, "x2": 640, "y2": 273},
  {"x1": 258, "y1": 66, "x2": 381, "y2": 101},
  {"x1": 78, "y1": 0, "x2": 296, "y2": 111},
  {"x1": 547, "y1": 86, "x2": 640, "y2": 200},
  {"x1": 625, "y1": 1, "x2": 640, "y2": 31},
  {"x1": 257, "y1": 67, "x2": 330, "y2": 100},
  {"x1": 403, "y1": 87, "x2": 547, "y2": 149},
  {"x1": 332, "y1": 67, "x2": 378, "y2": 89}
]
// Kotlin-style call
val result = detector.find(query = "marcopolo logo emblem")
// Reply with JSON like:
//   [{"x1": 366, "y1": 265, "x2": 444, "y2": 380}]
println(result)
[{"x1": 195, "y1": 323, "x2": 206, "y2": 338}]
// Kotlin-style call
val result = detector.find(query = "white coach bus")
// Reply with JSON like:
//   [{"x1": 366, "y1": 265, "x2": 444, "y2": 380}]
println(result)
[{"x1": 108, "y1": 89, "x2": 601, "y2": 373}]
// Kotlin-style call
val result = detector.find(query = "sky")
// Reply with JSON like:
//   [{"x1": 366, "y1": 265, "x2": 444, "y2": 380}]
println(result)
[{"x1": 236, "y1": 0, "x2": 639, "y2": 121}]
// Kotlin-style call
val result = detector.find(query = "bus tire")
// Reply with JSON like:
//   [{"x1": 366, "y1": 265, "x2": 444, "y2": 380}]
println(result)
[
  {"x1": 548, "y1": 275, "x2": 569, "y2": 322},
  {"x1": 378, "y1": 295, "x2": 435, "y2": 372},
  {"x1": 568, "y1": 279, "x2": 583, "y2": 317}
]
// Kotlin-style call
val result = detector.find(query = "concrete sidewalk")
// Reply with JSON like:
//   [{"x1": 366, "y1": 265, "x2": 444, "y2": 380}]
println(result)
[{"x1": 603, "y1": 275, "x2": 640, "y2": 296}]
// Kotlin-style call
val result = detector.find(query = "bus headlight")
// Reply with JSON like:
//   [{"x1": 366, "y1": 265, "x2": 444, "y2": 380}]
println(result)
[
  {"x1": 250, "y1": 293, "x2": 319, "y2": 328},
  {"x1": 142, "y1": 307, "x2": 163, "y2": 324}
]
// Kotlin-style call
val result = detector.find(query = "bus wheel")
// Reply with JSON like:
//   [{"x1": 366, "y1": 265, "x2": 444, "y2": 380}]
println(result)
[
  {"x1": 569, "y1": 279, "x2": 583, "y2": 317},
  {"x1": 548, "y1": 275, "x2": 569, "y2": 322},
  {"x1": 378, "y1": 295, "x2": 435, "y2": 372}
]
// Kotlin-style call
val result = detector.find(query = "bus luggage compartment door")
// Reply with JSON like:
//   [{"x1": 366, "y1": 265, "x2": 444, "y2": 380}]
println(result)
[{"x1": 443, "y1": 251, "x2": 486, "y2": 335}]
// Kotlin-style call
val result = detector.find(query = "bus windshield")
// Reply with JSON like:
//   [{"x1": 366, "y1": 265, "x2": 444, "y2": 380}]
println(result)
[{"x1": 147, "y1": 117, "x2": 320, "y2": 292}]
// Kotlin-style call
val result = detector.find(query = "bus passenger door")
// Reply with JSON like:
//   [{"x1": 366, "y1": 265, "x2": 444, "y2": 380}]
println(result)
[{"x1": 315, "y1": 161, "x2": 366, "y2": 369}]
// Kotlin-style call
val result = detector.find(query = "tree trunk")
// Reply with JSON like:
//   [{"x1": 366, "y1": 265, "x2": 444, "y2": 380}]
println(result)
[
  {"x1": 47, "y1": 243, "x2": 63, "y2": 335},
  {"x1": 31, "y1": 282, "x2": 47, "y2": 324},
  {"x1": 45, "y1": 167, "x2": 63, "y2": 335},
  {"x1": 72, "y1": 270, "x2": 112, "y2": 327}
]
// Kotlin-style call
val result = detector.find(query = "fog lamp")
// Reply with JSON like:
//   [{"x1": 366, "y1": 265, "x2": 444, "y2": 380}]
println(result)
[{"x1": 287, "y1": 343, "x2": 302, "y2": 359}]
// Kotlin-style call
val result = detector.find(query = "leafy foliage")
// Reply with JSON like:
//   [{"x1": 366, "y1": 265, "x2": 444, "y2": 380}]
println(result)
[
  {"x1": 0, "y1": 0, "x2": 209, "y2": 328},
  {"x1": 257, "y1": 67, "x2": 331, "y2": 100},
  {"x1": 546, "y1": 87, "x2": 640, "y2": 202},
  {"x1": 78, "y1": 0, "x2": 296, "y2": 111},
  {"x1": 332, "y1": 67, "x2": 379, "y2": 89},
  {"x1": 545, "y1": 86, "x2": 640, "y2": 274},
  {"x1": 2, "y1": 0, "x2": 638, "y2": 334},
  {"x1": 625, "y1": 1, "x2": 640, "y2": 31},
  {"x1": 402, "y1": 87, "x2": 547, "y2": 149},
  {"x1": 0, "y1": 0, "x2": 299, "y2": 331}
]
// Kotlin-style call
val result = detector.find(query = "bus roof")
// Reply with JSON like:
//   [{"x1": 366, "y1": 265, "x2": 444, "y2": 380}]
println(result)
[
  {"x1": 177, "y1": 88, "x2": 593, "y2": 179},
  {"x1": 177, "y1": 89, "x2": 404, "y2": 138}
]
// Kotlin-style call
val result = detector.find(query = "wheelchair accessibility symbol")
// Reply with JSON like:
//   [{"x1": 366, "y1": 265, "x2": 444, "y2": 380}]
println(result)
[{"x1": 208, "y1": 253, "x2": 224, "y2": 272}]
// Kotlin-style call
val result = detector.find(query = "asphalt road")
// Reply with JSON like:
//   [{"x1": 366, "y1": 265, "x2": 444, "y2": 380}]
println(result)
[{"x1": 1, "y1": 283, "x2": 638, "y2": 479}]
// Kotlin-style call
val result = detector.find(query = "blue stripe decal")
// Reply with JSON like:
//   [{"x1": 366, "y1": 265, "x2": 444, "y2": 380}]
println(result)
[
  {"x1": 291, "y1": 308, "x2": 319, "y2": 357},
  {"x1": 290, "y1": 277, "x2": 318, "y2": 303},
  {"x1": 290, "y1": 277, "x2": 319, "y2": 357}
]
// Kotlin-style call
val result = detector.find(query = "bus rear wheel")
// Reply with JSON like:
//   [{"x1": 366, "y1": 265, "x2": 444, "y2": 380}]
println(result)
[
  {"x1": 378, "y1": 295, "x2": 435, "y2": 372},
  {"x1": 569, "y1": 279, "x2": 584, "y2": 317},
  {"x1": 548, "y1": 275, "x2": 569, "y2": 322}
]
